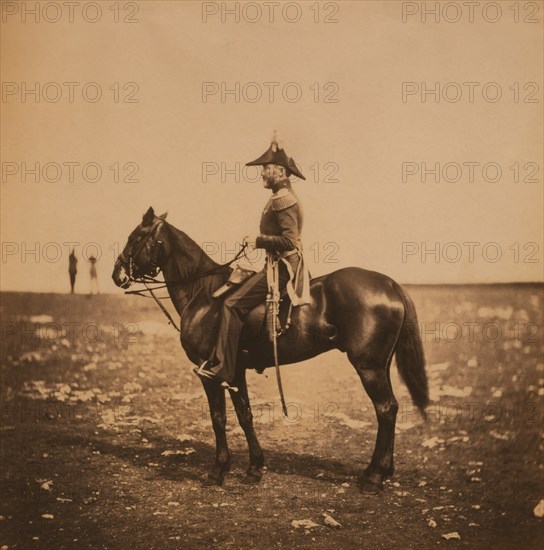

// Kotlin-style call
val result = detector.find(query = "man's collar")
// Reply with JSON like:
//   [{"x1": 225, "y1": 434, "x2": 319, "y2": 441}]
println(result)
[{"x1": 271, "y1": 178, "x2": 291, "y2": 194}]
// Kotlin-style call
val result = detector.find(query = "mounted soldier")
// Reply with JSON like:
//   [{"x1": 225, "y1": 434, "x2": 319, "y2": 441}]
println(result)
[
  {"x1": 113, "y1": 162, "x2": 428, "y2": 489},
  {"x1": 194, "y1": 133, "x2": 310, "y2": 388}
]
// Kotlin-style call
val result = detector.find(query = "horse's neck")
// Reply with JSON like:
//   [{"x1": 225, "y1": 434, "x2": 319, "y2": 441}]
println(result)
[{"x1": 160, "y1": 223, "x2": 229, "y2": 317}]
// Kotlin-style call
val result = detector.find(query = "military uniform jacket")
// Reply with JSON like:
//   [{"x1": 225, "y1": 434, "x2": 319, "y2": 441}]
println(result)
[{"x1": 255, "y1": 186, "x2": 303, "y2": 255}]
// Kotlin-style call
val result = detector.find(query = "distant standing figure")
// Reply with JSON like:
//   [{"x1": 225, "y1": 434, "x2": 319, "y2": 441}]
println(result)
[
  {"x1": 89, "y1": 256, "x2": 99, "y2": 295},
  {"x1": 68, "y1": 249, "x2": 78, "y2": 294}
]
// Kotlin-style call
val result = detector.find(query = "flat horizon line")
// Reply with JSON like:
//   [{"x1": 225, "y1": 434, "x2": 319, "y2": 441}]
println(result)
[{"x1": 1, "y1": 280, "x2": 543, "y2": 296}]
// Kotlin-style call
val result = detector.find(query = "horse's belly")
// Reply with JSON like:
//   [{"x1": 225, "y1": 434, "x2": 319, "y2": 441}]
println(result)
[
  {"x1": 254, "y1": 328, "x2": 336, "y2": 369},
  {"x1": 240, "y1": 289, "x2": 338, "y2": 369}
]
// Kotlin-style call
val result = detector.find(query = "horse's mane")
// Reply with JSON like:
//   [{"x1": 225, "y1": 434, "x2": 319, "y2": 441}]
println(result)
[{"x1": 163, "y1": 221, "x2": 230, "y2": 295}]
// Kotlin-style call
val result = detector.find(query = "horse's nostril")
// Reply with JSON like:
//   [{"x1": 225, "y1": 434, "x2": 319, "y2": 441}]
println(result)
[{"x1": 112, "y1": 259, "x2": 131, "y2": 288}]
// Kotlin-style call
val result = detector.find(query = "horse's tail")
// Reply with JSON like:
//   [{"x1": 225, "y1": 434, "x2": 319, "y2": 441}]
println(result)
[{"x1": 392, "y1": 282, "x2": 429, "y2": 416}]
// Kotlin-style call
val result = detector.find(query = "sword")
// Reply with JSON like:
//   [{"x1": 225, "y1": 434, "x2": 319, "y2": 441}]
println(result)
[{"x1": 266, "y1": 257, "x2": 288, "y2": 418}]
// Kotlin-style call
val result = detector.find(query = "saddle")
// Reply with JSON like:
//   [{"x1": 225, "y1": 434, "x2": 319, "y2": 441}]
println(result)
[
  {"x1": 211, "y1": 263, "x2": 292, "y2": 343},
  {"x1": 211, "y1": 265, "x2": 256, "y2": 300}
]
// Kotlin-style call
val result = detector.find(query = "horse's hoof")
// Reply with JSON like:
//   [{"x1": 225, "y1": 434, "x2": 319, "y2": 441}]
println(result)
[
  {"x1": 241, "y1": 471, "x2": 262, "y2": 484},
  {"x1": 358, "y1": 475, "x2": 383, "y2": 493},
  {"x1": 201, "y1": 473, "x2": 224, "y2": 487}
]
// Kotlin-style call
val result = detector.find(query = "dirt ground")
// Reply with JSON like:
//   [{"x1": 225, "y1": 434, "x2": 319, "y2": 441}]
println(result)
[{"x1": 1, "y1": 285, "x2": 543, "y2": 549}]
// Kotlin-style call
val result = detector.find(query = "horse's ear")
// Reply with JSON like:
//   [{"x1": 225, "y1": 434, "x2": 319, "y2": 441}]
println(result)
[
  {"x1": 142, "y1": 207, "x2": 155, "y2": 226},
  {"x1": 159, "y1": 211, "x2": 168, "y2": 220}
]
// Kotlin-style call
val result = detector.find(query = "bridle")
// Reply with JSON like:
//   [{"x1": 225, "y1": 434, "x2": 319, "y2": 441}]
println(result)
[{"x1": 118, "y1": 218, "x2": 165, "y2": 286}]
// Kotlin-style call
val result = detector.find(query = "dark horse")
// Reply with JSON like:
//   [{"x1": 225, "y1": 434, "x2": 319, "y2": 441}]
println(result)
[{"x1": 112, "y1": 207, "x2": 429, "y2": 491}]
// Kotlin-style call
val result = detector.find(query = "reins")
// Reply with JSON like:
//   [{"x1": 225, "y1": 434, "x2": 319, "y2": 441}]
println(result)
[
  {"x1": 124, "y1": 239, "x2": 249, "y2": 333},
  {"x1": 141, "y1": 282, "x2": 181, "y2": 332}
]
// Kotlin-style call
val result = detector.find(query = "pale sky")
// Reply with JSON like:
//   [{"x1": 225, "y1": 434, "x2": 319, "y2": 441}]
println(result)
[{"x1": 1, "y1": 1, "x2": 542, "y2": 293}]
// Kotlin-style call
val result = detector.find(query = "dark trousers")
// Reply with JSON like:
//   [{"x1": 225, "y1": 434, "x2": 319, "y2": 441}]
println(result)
[
  {"x1": 210, "y1": 265, "x2": 289, "y2": 383},
  {"x1": 69, "y1": 272, "x2": 76, "y2": 293}
]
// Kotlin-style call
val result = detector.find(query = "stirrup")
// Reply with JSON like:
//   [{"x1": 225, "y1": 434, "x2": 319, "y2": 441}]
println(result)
[
  {"x1": 193, "y1": 364, "x2": 216, "y2": 380},
  {"x1": 193, "y1": 364, "x2": 238, "y2": 392},
  {"x1": 193, "y1": 359, "x2": 219, "y2": 378}
]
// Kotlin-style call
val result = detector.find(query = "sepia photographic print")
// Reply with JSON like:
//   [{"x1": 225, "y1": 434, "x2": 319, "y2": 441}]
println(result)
[{"x1": 1, "y1": 1, "x2": 543, "y2": 548}]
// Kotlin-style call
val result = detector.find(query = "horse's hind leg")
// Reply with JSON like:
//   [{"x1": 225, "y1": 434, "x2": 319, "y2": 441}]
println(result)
[
  {"x1": 350, "y1": 352, "x2": 398, "y2": 492},
  {"x1": 230, "y1": 369, "x2": 265, "y2": 483},
  {"x1": 201, "y1": 379, "x2": 231, "y2": 486}
]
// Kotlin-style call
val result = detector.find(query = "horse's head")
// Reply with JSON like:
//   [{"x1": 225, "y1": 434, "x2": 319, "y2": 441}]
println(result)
[{"x1": 112, "y1": 207, "x2": 168, "y2": 289}]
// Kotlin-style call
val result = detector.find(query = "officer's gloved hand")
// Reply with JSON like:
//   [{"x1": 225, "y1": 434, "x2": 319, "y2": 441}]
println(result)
[{"x1": 242, "y1": 235, "x2": 257, "y2": 251}]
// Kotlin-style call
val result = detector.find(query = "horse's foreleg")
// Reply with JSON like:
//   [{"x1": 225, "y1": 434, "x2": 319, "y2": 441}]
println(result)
[
  {"x1": 201, "y1": 379, "x2": 231, "y2": 486},
  {"x1": 352, "y1": 356, "x2": 398, "y2": 492},
  {"x1": 230, "y1": 369, "x2": 265, "y2": 483}
]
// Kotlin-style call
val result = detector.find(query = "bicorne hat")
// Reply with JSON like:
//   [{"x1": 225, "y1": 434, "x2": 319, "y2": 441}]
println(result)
[{"x1": 246, "y1": 133, "x2": 305, "y2": 180}]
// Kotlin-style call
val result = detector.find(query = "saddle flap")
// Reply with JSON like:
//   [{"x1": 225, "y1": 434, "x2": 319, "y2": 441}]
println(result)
[
  {"x1": 228, "y1": 265, "x2": 256, "y2": 284},
  {"x1": 212, "y1": 265, "x2": 256, "y2": 300}
]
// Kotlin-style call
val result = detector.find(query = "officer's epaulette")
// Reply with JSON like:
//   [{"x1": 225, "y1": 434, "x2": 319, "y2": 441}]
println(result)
[{"x1": 271, "y1": 188, "x2": 298, "y2": 211}]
